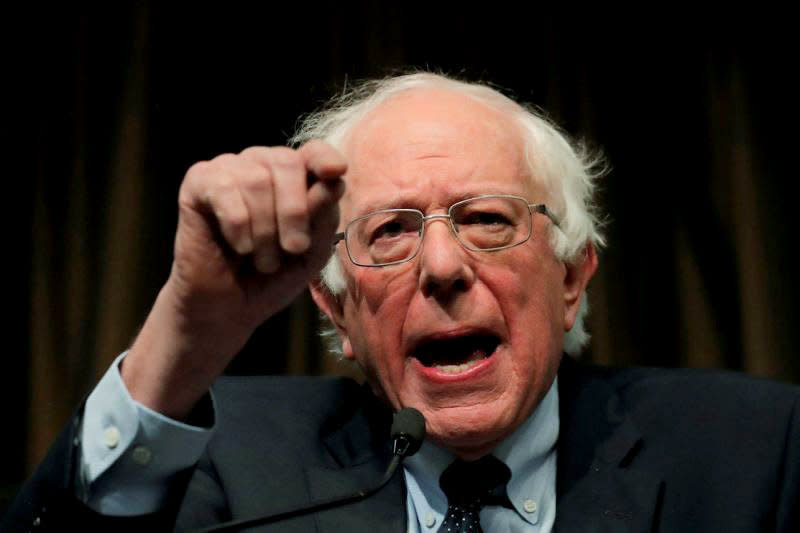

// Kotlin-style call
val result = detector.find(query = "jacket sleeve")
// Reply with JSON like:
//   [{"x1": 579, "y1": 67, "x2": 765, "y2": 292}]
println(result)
[{"x1": 775, "y1": 393, "x2": 800, "y2": 533}]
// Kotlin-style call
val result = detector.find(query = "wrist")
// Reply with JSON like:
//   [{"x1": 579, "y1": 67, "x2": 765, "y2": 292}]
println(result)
[{"x1": 121, "y1": 283, "x2": 249, "y2": 420}]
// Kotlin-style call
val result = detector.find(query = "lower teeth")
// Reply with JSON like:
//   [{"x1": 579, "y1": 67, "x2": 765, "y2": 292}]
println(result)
[{"x1": 435, "y1": 358, "x2": 482, "y2": 374}]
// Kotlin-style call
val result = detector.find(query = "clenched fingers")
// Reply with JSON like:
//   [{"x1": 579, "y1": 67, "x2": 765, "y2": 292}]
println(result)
[{"x1": 180, "y1": 142, "x2": 346, "y2": 274}]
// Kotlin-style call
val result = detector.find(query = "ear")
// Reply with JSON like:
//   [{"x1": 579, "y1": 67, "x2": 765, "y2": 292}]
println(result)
[
  {"x1": 309, "y1": 280, "x2": 355, "y2": 360},
  {"x1": 562, "y1": 242, "x2": 598, "y2": 331}
]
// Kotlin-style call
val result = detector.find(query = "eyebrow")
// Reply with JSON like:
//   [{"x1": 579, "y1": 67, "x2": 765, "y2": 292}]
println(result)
[
  {"x1": 354, "y1": 199, "x2": 405, "y2": 216},
  {"x1": 353, "y1": 188, "x2": 526, "y2": 217}
]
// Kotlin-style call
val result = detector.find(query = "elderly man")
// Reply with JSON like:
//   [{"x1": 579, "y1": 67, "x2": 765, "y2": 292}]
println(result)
[{"x1": 4, "y1": 73, "x2": 799, "y2": 532}]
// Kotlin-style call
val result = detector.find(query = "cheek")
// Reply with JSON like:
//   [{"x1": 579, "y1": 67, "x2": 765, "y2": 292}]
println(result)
[
  {"x1": 485, "y1": 248, "x2": 562, "y2": 310},
  {"x1": 477, "y1": 263, "x2": 563, "y2": 428},
  {"x1": 343, "y1": 268, "x2": 417, "y2": 399},
  {"x1": 484, "y1": 251, "x2": 566, "y2": 361}
]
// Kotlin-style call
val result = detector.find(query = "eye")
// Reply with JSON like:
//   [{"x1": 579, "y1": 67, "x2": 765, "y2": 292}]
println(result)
[
  {"x1": 371, "y1": 220, "x2": 407, "y2": 242},
  {"x1": 361, "y1": 212, "x2": 420, "y2": 246},
  {"x1": 461, "y1": 211, "x2": 513, "y2": 227}
]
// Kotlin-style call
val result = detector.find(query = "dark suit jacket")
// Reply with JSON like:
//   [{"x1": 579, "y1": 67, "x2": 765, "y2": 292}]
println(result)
[{"x1": 4, "y1": 357, "x2": 799, "y2": 532}]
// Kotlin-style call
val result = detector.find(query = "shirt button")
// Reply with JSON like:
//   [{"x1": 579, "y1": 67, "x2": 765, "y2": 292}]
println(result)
[
  {"x1": 424, "y1": 511, "x2": 436, "y2": 528},
  {"x1": 131, "y1": 445, "x2": 152, "y2": 465},
  {"x1": 523, "y1": 499, "x2": 538, "y2": 513},
  {"x1": 103, "y1": 426, "x2": 120, "y2": 448}
]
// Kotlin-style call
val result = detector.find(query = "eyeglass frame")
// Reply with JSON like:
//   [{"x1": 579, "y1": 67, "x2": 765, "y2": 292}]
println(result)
[{"x1": 332, "y1": 194, "x2": 562, "y2": 267}]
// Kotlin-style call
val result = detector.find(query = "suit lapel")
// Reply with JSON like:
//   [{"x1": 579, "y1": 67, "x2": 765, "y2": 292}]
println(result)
[
  {"x1": 304, "y1": 386, "x2": 407, "y2": 533},
  {"x1": 555, "y1": 357, "x2": 663, "y2": 532}
]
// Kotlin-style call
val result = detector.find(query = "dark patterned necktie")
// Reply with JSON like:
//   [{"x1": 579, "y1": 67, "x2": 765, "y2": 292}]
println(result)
[{"x1": 437, "y1": 455, "x2": 512, "y2": 533}]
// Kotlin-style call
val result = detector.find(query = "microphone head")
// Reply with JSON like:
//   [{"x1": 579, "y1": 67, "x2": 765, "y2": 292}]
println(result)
[{"x1": 391, "y1": 408, "x2": 426, "y2": 457}]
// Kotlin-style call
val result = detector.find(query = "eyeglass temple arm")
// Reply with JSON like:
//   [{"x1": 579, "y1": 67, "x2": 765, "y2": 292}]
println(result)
[
  {"x1": 333, "y1": 232, "x2": 345, "y2": 246},
  {"x1": 529, "y1": 204, "x2": 561, "y2": 229}
]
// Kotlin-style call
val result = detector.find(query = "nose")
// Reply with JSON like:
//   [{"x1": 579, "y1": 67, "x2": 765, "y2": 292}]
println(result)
[{"x1": 418, "y1": 216, "x2": 475, "y2": 298}]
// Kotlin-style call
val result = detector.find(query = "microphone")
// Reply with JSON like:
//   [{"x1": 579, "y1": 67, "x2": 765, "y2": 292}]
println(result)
[
  {"x1": 196, "y1": 407, "x2": 426, "y2": 532},
  {"x1": 391, "y1": 406, "x2": 426, "y2": 457}
]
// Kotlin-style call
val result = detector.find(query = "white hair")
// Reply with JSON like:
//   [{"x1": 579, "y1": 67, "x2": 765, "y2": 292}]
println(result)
[{"x1": 290, "y1": 72, "x2": 606, "y2": 356}]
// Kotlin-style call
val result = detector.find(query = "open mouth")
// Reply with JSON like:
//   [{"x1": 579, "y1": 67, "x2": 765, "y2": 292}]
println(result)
[{"x1": 413, "y1": 334, "x2": 501, "y2": 374}]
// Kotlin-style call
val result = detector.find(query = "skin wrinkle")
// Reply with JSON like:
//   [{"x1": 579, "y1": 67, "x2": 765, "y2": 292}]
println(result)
[{"x1": 312, "y1": 88, "x2": 595, "y2": 459}]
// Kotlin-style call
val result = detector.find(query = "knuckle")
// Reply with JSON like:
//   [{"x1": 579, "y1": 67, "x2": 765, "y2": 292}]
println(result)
[
  {"x1": 302, "y1": 138, "x2": 338, "y2": 157},
  {"x1": 225, "y1": 212, "x2": 250, "y2": 232},
  {"x1": 302, "y1": 139, "x2": 335, "y2": 160},
  {"x1": 243, "y1": 167, "x2": 272, "y2": 190},
  {"x1": 183, "y1": 160, "x2": 213, "y2": 186},
  {"x1": 205, "y1": 177, "x2": 237, "y2": 204},
  {"x1": 184, "y1": 154, "x2": 243, "y2": 190},
  {"x1": 239, "y1": 146, "x2": 269, "y2": 158},
  {"x1": 268, "y1": 147, "x2": 303, "y2": 168},
  {"x1": 186, "y1": 160, "x2": 211, "y2": 176},
  {"x1": 300, "y1": 139, "x2": 324, "y2": 153},
  {"x1": 280, "y1": 203, "x2": 309, "y2": 224},
  {"x1": 211, "y1": 152, "x2": 238, "y2": 165},
  {"x1": 180, "y1": 161, "x2": 213, "y2": 202}
]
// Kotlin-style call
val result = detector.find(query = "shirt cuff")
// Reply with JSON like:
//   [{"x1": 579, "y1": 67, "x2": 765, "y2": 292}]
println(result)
[{"x1": 80, "y1": 352, "x2": 216, "y2": 515}]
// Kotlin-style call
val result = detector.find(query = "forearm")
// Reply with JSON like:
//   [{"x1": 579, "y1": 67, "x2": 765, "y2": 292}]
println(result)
[{"x1": 122, "y1": 283, "x2": 250, "y2": 421}]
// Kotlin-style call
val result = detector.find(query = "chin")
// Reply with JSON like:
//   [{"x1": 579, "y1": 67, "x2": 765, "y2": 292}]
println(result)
[{"x1": 417, "y1": 400, "x2": 518, "y2": 459}]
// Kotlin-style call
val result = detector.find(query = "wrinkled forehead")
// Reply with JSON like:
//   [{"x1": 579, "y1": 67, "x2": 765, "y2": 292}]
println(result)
[{"x1": 338, "y1": 88, "x2": 534, "y2": 217}]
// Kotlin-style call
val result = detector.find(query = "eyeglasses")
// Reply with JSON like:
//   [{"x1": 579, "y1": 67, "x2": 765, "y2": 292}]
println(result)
[{"x1": 333, "y1": 194, "x2": 560, "y2": 267}]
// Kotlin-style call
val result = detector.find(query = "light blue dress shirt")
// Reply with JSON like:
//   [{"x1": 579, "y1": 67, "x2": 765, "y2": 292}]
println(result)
[
  {"x1": 80, "y1": 355, "x2": 558, "y2": 533},
  {"x1": 403, "y1": 380, "x2": 558, "y2": 533}
]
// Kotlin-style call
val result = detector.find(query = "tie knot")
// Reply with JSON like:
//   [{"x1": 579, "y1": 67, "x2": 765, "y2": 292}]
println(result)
[{"x1": 439, "y1": 455, "x2": 512, "y2": 507}]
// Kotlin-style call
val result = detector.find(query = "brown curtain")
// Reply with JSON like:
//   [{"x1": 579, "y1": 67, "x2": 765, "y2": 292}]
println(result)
[{"x1": 6, "y1": 4, "x2": 797, "y2": 506}]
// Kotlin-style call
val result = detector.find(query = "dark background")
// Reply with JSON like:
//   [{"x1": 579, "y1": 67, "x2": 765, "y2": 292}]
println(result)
[{"x1": 4, "y1": 4, "x2": 798, "y2": 508}]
